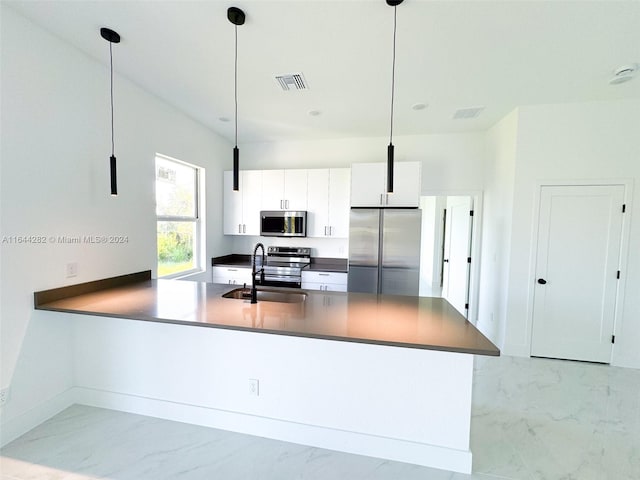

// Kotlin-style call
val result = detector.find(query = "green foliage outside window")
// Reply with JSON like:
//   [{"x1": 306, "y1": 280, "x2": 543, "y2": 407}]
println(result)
[{"x1": 156, "y1": 156, "x2": 199, "y2": 277}]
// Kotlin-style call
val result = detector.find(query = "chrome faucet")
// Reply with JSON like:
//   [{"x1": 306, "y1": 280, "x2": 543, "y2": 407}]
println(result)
[{"x1": 251, "y1": 242, "x2": 265, "y2": 304}]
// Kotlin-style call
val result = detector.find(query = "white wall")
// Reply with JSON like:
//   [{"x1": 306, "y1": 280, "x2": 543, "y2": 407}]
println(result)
[
  {"x1": 477, "y1": 109, "x2": 519, "y2": 347},
  {"x1": 240, "y1": 133, "x2": 486, "y2": 194},
  {"x1": 502, "y1": 100, "x2": 640, "y2": 368},
  {"x1": 0, "y1": 5, "x2": 231, "y2": 427}
]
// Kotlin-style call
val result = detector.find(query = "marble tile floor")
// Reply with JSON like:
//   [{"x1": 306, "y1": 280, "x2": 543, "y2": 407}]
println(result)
[{"x1": 1, "y1": 355, "x2": 639, "y2": 480}]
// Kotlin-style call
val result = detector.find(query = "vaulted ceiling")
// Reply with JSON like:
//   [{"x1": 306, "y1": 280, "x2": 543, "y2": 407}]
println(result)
[{"x1": 7, "y1": 0, "x2": 640, "y2": 143}]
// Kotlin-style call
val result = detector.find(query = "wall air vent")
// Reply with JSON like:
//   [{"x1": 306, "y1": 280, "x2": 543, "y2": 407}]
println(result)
[
  {"x1": 275, "y1": 73, "x2": 308, "y2": 91},
  {"x1": 453, "y1": 106, "x2": 485, "y2": 119}
]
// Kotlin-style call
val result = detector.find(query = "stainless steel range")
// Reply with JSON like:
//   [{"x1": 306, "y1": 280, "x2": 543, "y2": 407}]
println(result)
[{"x1": 261, "y1": 246, "x2": 311, "y2": 288}]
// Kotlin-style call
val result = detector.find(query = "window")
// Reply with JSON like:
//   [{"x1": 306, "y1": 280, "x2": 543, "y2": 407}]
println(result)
[{"x1": 155, "y1": 154, "x2": 202, "y2": 277}]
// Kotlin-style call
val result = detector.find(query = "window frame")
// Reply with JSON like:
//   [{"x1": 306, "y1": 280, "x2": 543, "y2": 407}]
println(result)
[{"x1": 155, "y1": 153, "x2": 203, "y2": 279}]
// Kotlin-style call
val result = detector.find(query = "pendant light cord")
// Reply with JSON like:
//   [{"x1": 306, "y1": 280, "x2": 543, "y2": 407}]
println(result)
[
  {"x1": 234, "y1": 24, "x2": 238, "y2": 148},
  {"x1": 389, "y1": 5, "x2": 397, "y2": 144},
  {"x1": 109, "y1": 41, "x2": 115, "y2": 157}
]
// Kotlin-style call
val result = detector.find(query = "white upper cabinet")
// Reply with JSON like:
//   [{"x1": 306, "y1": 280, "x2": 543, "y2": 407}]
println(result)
[
  {"x1": 350, "y1": 161, "x2": 421, "y2": 207},
  {"x1": 223, "y1": 171, "x2": 242, "y2": 235},
  {"x1": 307, "y1": 168, "x2": 350, "y2": 238},
  {"x1": 350, "y1": 163, "x2": 386, "y2": 207},
  {"x1": 223, "y1": 170, "x2": 262, "y2": 235},
  {"x1": 284, "y1": 170, "x2": 308, "y2": 210},
  {"x1": 306, "y1": 170, "x2": 330, "y2": 237},
  {"x1": 224, "y1": 168, "x2": 349, "y2": 237},
  {"x1": 328, "y1": 168, "x2": 350, "y2": 237},
  {"x1": 262, "y1": 169, "x2": 308, "y2": 210}
]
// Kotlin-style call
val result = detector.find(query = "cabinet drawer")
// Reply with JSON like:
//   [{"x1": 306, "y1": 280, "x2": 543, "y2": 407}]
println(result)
[
  {"x1": 302, "y1": 271, "x2": 347, "y2": 285},
  {"x1": 302, "y1": 281, "x2": 347, "y2": 292},
  {"x1": 212, "y1": 266, "x2": 252, "y2": 285}
]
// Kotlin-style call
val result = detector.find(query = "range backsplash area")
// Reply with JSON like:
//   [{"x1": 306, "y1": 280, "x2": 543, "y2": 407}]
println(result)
[{"x1": 230, "y1": 236, "x2": 348, "y2": 259}]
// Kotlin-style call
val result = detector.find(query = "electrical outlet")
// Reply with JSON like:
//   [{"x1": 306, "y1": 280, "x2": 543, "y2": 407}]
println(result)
[
  {"x1": 0, "y1": 387, "x2": 10, "y2": 407},
  {"x1": 66, "y1": 262, "x2": 78, "y2": 278},
  {"x1": 249, "y1": 378, "x2": 259, "y2": 396}
]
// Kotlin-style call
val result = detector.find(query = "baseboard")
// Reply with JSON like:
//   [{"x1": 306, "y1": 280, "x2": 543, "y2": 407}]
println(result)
[
  {"x1": 0, "y1": 388, "x2": 75, "y2": 447},
  {"x1": 74, "y1": 386, "x2": 472, "y2": 474},
  {"x1": 500, "y1": 343, "x2": 530, "y2": 357}
]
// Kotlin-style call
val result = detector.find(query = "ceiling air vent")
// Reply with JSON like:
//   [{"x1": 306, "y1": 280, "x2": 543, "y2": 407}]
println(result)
[
  {"x1": 275, "y1": 73, "x2": 308, "y2": 91},
  {"x1": 453, "y1": 106, "x2": 485, "y2": 119}
]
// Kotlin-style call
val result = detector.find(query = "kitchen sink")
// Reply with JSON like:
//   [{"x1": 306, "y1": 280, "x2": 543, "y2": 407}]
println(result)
[{"x1": 222, "y1": 287, "x2": 307, "y2": 304}]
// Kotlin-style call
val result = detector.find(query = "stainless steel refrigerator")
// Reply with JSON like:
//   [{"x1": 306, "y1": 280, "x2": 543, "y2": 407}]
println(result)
[{"x1": 348, "y1": 208, "x2": 422, "y2": 296}]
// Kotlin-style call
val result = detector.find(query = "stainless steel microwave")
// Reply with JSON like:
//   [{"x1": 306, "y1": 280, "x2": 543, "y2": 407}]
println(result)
[{"x1": 260, "y1": 211, "x2": 307, "y2": 237}]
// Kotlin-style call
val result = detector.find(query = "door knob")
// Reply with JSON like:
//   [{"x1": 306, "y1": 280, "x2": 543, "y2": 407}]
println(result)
[{"x1": 537, "y1": 278, "x2": 547, "y2": 285}]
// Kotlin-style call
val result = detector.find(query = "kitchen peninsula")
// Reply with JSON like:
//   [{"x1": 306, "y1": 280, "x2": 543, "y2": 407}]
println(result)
[{"x1": 35, "y1": 271, "x2": 499, "y2": 474}]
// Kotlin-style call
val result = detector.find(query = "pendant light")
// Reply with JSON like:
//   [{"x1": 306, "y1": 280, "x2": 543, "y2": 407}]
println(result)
[
  {"x1": 228, "y1": 7, "x2": 245, "y2": 192},
  {"x1": 100, "y1": 27, "x2": 121, "y2": 196},
  {"x1": 386, "y1": 0, "x2": 403, "y2": 193}
]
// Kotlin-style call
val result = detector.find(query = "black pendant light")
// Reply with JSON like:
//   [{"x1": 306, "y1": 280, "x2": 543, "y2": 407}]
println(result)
[
  {"x1": 386, "y1": 0, "x2": 403, "y2": 193},
  {"x1": 228, "y1": 7, "x2": 245, "y2": 192},
  {"x1": 100, "y1": 27, "x2": 120, "y2": 196}
]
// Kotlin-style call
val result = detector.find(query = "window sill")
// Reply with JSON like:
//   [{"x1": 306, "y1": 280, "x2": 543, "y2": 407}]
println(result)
[{"x1": 159, "y1": 268, "x2": 204, "y2": 281}]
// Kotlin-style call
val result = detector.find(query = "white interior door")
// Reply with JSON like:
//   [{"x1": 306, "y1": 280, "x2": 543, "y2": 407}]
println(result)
[
  {"x1": 531, "y1": 185, "x2": 624, "y2": 363},
  {"x1": 442, "y1": 196, "x2": 473, "y2": 316}
]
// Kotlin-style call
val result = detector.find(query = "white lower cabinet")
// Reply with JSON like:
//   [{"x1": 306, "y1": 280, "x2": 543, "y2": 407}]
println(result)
[
  {"x1": 212, "y1": 266, "x2": 252, "y2": 286},
  {"x1": 302, "y1": 271, "x2": 348, "y2": 292}
]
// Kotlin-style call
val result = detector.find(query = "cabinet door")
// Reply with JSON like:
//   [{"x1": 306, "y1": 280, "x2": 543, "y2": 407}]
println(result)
[
  {"x1": 261, "y1": 170, "x2": 285, "y2": 210},
  {"x1": 350, "y1": 163, "x2": 385, "y2": 207},
  {"x1": 323, "y1": 283, "x2": 347, "y2": 292},
  {"x1": 387, "y1": 161, "x2": 421, "y2": 207},
  {"x1": 328, "y1": 168, "x2": 350, "y2": 237},
  {"x1": 242, "y1": 170, "x2": 262, "y2": 235},
  {"x1": 223, "y1": 171, "x2": 243, "y2": 234},
  {"x1": 284, "y1": 169, "x2": 308, "y2": 210},
  {"x1": 306, "y1": 169, "x2": 330, "y2": 237}
]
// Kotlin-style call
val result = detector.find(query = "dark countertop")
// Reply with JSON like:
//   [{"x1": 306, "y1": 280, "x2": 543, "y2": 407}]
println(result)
[
  {"x1": 306, "y1": 258, "x2": 348, "y2": 273},
  {"x1": 34, "y1": 271, "x2": 499, "y2": 356},
  {"x1": 213, "y1": 254, "x2": 348, "y2": 273},
  {"x1": 211, "y1": 254, "x2": 252, "y2": 268}
]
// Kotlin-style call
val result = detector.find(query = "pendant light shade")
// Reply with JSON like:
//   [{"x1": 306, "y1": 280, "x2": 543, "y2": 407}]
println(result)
[
  {"x1": 228, "y1": 7, "x2": 245, "y2": 192},
  {"x1": 100, "y1": 27, "x2": 120, "y2": 196},
  {"x1": 233, "y1": 146, "x2": 239, "y2": 191},
  {"x1": 386, "y1": 0, "x2": 403, "y2": 193}
]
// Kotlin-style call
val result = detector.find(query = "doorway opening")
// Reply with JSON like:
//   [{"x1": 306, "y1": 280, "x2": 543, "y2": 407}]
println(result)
[{"x1": 418, "y1": 195, "x2": 477, "y2": 319}]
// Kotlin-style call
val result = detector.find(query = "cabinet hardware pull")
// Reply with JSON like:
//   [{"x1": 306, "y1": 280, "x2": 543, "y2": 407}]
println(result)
[
  {"x1": 285, "y1": 200, "x2": 289, "y2": 209},
  {"x1": 243, "y1": 224, "x2": 246, "y2": 233},
  {"x1": 238, "y1": 224, "x2": 241, "y2": 234},
  {"x1": 324, "y1": 226, "x2": 328, "y2": 236},
  {"x1": 329, "y1": 226, "x2": 333, "y2": 236},
  {"x1": 380, "y1": 193, "x2": 383, "y2": 205},
  {"x1": 319, "y1": 273, "x2": 329, "y2": 276}
]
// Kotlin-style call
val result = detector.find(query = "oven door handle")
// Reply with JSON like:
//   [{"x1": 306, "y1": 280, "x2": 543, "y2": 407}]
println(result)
[{"x1": 263, "y1": 274, "x2": 297, "y2": 282}]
